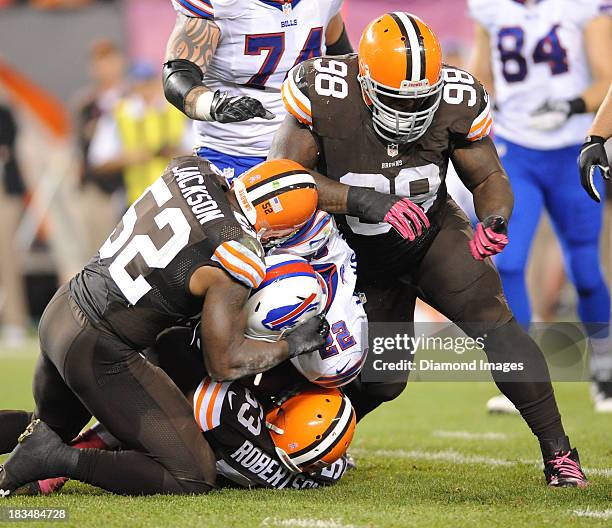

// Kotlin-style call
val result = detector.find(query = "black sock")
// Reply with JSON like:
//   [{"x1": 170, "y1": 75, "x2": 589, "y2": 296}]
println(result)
[
  {"x1": 0, "y1": 411, "x2": 33, "y2": 454},
  {"x1": 69, "y1": 449, "x2": 197, "y2": 495},
  {"x1": 482, "y1": 319, "x2": 566, "y2": 441}
]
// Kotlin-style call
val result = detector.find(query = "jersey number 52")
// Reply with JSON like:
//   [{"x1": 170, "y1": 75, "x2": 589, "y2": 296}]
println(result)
[{"x1": 99, "y1": 178, "x2": 191, "y2": 305}]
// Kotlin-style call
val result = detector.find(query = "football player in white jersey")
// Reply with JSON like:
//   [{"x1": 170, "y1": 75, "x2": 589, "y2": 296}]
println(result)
[
  {"x1": 469, "y1": 0, "x2": 612, "y2": 413},
  {"x1": 163, "y1": 0, "x2": 352, "y2": 185},
  {"x1": 579, "y1": 83, "x2": 611, "y2": 200}
]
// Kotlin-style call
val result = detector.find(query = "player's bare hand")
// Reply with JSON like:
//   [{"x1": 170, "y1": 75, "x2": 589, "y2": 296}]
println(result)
[
  {"x1": 579, "y1": 136, "x2": 610, "y2": 203},
  {"x1": 469, "y1": 215, "x2": 509, "y2": 261},
  {"x1": 285, "y1": 314, "x2": 330, "y2": 358},
  {"x1": 383, "y1": 198, "x2": 431, "y2": 241},
  {"x1": 211, "y1": 91, "x2": 276, "y2": 123}
]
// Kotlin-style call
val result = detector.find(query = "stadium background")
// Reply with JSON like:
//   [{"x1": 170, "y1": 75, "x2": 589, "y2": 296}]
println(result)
[{"x1": 0, "y1": 1, "x2": 610, "y2": 526}]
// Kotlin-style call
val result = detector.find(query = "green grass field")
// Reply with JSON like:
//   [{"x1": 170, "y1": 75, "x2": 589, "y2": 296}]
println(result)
[{"x1": 1, "y1": 340, "x2": 611, "y2": 528}]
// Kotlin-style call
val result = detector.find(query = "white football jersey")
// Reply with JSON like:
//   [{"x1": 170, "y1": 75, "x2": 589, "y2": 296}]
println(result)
[
  {"x1": 468, "y1": 0, "x2": 610, "y2": 149},
  {"x1": 269, "y1": 211, "x2": 368, "y2": 387},
  {"x1": 172, "y1": 0, "x2": 343, "y2": 157}
]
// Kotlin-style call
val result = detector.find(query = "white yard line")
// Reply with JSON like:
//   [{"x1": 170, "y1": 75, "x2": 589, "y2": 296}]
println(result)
[
  {"x1": 572, "y1": 509, "x2": 612, "y2": 520},
  {"x1": 351, "y1": 448, "x2": 612, "y2": 478},
  {"x1": 433, "y1": 430, "x2": 509, "y2": 440},
  {"x1": 261, "y1": 518, "x2": 358, "y2": 528}
]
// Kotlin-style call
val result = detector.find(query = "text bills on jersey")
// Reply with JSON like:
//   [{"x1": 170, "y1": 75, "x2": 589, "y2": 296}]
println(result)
[{"x1": 171, "y1": 0, "x2": 343, "y2": 157}]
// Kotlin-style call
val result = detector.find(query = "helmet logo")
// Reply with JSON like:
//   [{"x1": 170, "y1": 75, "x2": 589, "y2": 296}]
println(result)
[
  {"x1": 262, "y1": 292, "x2": 319, "y2": 330},
  {"x1": 400, "y1": 79, "x2": 430, "y2": 93},
  {"x1": 233, "y1": 179, "x2": 257, "y2": 225}
]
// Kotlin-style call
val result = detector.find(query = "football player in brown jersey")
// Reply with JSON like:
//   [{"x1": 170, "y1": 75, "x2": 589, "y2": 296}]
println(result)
[
  {"x1": 268, "y1": 12, "x2": 588, "y2": 487},
  {"x1": 0, "y1": 157, "x2": 333, "y2": 497}
]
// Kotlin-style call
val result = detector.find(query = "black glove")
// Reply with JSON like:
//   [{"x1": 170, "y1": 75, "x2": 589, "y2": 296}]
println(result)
[
  {"x1": 211, "y1": 91, "x2": 275, "y2": 123},
  {"x1": 579, "y1": 135, "x2": 610, "y2": 203},
  {"x1": 346, "y1": 186, "x2": 430, "y2": 240},
  {"x1": 284, "y1": 314, "x2": 330, "y2": 359}
]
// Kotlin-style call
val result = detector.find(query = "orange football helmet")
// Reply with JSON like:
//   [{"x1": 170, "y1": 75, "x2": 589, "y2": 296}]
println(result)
[
  {"x1": 358, "y1": 12, "x2": 443, "y2": 143},
  {"x1": 233, "y1": 159, "x2": 318, "y2": 245},
  {"x1": 266, "y1": 386, "x2": 356, "y2": 473}
]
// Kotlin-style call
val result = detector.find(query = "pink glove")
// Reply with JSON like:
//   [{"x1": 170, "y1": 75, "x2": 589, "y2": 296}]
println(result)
[
  {"x1": 469, "y1": 216, "x2": 509, "y2": 261},
  {"x1": 384, "y1": 198, "x2": 430, "y2": 241}
]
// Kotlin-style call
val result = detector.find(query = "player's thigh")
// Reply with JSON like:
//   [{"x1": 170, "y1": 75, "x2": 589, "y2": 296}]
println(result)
[
  {"x1": 494, "y1": 138, "x2": 545, "y2": 272},
  {"x1": 35, "y1": 285, "x2": 92, "y2": 441},
  {"x1": 64, "y1": 334, "x2": 216, "y2": 484},
  {"x1": 356, "y1": 275, "x2": 417, "y2": 323},
  {"x1": 416, "y1": 199, "x2": 512, "y2": 329},
  {"x1": 545, "y1": 148, "x2": 605, "y2": 247},
  {"x1": 32, "y1": 352, "x2": 91, "y2": 443}
]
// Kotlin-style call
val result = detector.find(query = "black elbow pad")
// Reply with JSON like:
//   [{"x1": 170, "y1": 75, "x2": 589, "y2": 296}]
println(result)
[
  {"x1": 326, "y1": 25, "x2": 353, "y2": 56},
  {"x1": 162, "y1": 59, "x2": 204, "y2": 112}
]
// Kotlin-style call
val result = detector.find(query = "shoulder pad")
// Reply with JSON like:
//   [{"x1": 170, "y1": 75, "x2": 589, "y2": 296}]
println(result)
[
  {"x1": 281, "y1": 61, "x2": 315, "y2": 127},
  {"x1": 570, "y1": 0, "x2": 611, "y2": 26},
  {"x1": 270, "y1": 211, "x2": 336, "y2": 259},
  {"x1": 466, "y1": 0, "x2": 500, "y2": 28},
  {"x1": 440, "y1": 67, "x2": 493, "y2": 143},
  {"x1": 193, "y1": 377, "x2": 233, "y2": 431},
  {"x1": 171, "y1": 0, "x2": 215, "y2": 19},
  {"x1": 212, "y1": 236, "x2": 266, "y2": 289}
]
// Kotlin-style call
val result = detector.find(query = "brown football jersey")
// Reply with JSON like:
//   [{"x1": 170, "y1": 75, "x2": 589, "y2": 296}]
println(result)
[
  {"x1": 70, "y1": 156, "x2": 265, "y2": 349},
  {"x1": 281, "y1": 54, "x2": 492, "y2": 276}
]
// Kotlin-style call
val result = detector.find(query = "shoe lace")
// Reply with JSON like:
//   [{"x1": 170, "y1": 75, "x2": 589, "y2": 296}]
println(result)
[{"x1": 549, "y1": 451, "x2": 584, "y2": 480}]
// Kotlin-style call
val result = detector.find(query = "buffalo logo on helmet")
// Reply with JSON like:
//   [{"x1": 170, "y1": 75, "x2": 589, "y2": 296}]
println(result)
[{"x1": 245, "y1": 254, "x2": 327, "y2": 341}]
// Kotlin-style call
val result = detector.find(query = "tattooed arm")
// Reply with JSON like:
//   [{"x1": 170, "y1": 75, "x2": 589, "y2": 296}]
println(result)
[
  {"x1": 163, "y1": 13, "x2": 274, "y2": 123},
  {"x1": 163, "y1": 14, "x2": 221, "y2": 120}
]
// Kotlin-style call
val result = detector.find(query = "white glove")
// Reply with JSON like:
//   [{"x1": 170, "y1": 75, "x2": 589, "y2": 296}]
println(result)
[{"x1": 528, "y1": 100, "x2": 571, "y2": 131}]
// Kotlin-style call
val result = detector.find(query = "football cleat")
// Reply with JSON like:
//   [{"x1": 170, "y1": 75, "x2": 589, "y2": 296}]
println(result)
[
  {"x1": 0, "y1": 420, "x2": 66, "y2": 498},
  {"x1": 541, "y1": 437, "x2": 588, "y2": 488},
  {"x1": 592, "y1": 382, "x2": 612, "y2": 414},
  {"x1": 486, "y1": 394, "x2": 519, "y2": 414}
]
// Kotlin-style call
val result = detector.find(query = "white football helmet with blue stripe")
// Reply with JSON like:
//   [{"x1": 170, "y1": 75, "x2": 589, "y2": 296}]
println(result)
[{"x1": 244, "y1": 254, "x2": 327, "y2": 342}]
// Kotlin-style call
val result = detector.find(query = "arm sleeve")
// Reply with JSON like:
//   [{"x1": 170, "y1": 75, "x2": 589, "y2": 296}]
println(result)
[
  {"x1": 467, "y1": 0, "x2": 499, "y2": 29},
  {"x1": 171, "y1": 0, "x2": 215, "y2": 19},
  {"x1": 193, "y1": 377, "x2": 233, "y2": 431},
  {"x1": 329, "y1": 0, "x2": 344, "y2": 20},
  {"x1": 445, "y1": 71, "x2": 493, "y2": 144},
  {"x1": 281, "y1": 63, "x2": 313, "y2": 127},
  {"x1": 465, "y1": 86, "x2": 493, "y2": 142},
  {"x1": 211, "y1": 239, "x2": 267, "y2": 289},
  {"x1": 573, "y1": 0, "x2": 612, "y2": 27}
]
